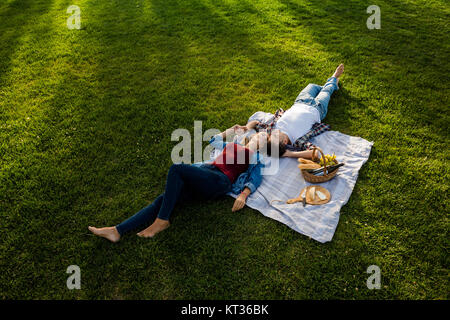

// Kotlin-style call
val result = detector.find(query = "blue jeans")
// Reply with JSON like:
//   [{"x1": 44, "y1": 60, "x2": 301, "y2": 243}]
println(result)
[
  {"x1": 116, "y1": 164, "x2": 231, "y2": 235},
  {"x1": 294, "y1": 76, "x2": 338, "y2": 120}
]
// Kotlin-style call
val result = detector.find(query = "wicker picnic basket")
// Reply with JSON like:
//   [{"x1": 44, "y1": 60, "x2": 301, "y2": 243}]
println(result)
[{"x1": 300, "y1": 147, "x2": 339, "y2": 183}]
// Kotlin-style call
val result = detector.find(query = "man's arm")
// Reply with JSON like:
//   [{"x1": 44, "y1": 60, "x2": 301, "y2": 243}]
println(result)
[{"x1": 282, "y1": 149, "x2": 317, "y2": 160}]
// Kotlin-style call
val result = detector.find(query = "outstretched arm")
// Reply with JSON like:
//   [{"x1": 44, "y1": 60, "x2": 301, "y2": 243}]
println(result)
[
  {"x1": 218, "y1": 120, "x2": 260, "y2": 140},
  {"x1": 231, "y1": 151, "x2": 264, "y2": 212},
  {"x1": 232, "y1": 187, "x2": 251, "y2": 212},
  {"x1": 210, "y1": 122, "x2": 256, "y2": 150},
  {"x1": 219, "y1": 124, "x2": 248, "y2": 139},
  {"x1": 245, "y1": 120, "x2": 260, "y2": 131},
  {"x1": 282, "y1": 149, "x2": 317, "y2": 160}
]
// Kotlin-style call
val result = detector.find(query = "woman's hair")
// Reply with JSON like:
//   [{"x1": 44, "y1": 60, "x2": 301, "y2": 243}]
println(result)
[{"x1": 267, "y1": 141, "x2": 287, "y2": 157}]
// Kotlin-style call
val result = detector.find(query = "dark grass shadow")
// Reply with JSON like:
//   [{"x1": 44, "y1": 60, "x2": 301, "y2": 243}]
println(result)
[
  {"x1": 0, "y1": 0, "x2": 55, "y2": 85},
  {"x1": 146, "y1": 0, "x2": 319, "y2": 113}
]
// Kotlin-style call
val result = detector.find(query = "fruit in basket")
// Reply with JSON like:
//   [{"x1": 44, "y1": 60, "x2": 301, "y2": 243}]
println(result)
[{"x1": 319, "y1": 153, "x2": 338, "y2": 166}]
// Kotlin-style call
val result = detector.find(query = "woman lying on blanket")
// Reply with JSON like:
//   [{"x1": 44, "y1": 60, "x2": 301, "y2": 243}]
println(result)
[{"x1": 88, "y1": 126, "x2": 268, "y2": 242}]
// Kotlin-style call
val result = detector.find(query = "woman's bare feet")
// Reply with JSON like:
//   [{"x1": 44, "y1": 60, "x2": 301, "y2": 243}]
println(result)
[
  {"x1": 332, "y1": 63, "x2": 344, "y2": 84},
  {"x1": 137, "y1": 218, "x2": 170, "y2": 238},
  {"x1": 88, "y1": 226, "x2": 121, "y2": 243}
]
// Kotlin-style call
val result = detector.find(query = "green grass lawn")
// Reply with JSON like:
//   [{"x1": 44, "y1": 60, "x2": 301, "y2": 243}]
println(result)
[{"x1": 0, "y1": 0, "x2": 448, "y2": 299}]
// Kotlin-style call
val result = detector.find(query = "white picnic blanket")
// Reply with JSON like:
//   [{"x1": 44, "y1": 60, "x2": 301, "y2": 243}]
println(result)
[{"x1": 229, "y1": 130, "x2": 373, "y2": 243}]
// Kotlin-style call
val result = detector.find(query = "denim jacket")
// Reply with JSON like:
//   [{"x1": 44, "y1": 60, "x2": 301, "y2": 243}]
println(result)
[{"x1": 198, "y1": 135, "x2": 264, "y2": 194}]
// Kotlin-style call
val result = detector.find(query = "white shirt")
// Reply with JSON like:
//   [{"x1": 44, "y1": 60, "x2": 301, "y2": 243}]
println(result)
[{"x1": 274, "y1": 103, "x2": 320, "y2": 144}]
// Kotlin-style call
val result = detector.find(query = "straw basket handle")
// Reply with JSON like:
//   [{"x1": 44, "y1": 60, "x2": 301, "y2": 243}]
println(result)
[{"x1": 311, "y1": 147, "x2": 329, "y2": 175}]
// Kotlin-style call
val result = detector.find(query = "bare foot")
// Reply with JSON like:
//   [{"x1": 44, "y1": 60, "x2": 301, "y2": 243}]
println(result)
[
  {"x1": 332, "y1": 63, "x2": 344, "y2": 84},
  {"x1": 88, "y1": 226, "x2": 120, "y2": 243},
  {"x1": 137, "y1": 218, "x2": 170, "y2": 238}
]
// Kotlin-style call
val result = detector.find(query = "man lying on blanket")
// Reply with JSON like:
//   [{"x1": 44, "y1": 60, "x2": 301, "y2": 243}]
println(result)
[{"x1": 236, "y1": 63, "x2": 344, "y2": 159}]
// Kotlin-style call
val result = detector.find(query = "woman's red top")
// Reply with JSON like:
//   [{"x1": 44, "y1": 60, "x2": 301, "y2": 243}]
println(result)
[{"x1": 212, "y1": 143, "x2": 254, "y2": 183}]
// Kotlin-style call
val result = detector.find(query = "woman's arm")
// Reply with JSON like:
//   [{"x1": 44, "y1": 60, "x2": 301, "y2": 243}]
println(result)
[
  {"x1": 218, "y1": 124, "x2": 247, "y2": 140},
  {"x1": 231, "y1": 153, "x2": 264, "y2": 212},
  {"x1": 210, "y1": 124, "x2": 244, "y2": 150},
  {"x1": 245, "y1": 120, "x2": 260, "y2": 131},
  {"x1": 232, "y1": 187, "x2": 251, "y2": 212},
  {"x1": 219, "y1": 120, "x2": 260, "y2": 140}
]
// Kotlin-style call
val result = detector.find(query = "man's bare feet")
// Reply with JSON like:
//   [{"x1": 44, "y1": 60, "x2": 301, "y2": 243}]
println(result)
[
  {"x1": 332, "y1": 63, "x2": 344, "y2": 84},
  {"x1": 88, "y1": 226, "x2": 121, "y2": 243},
  {"x1": 137, "y1": 218, "x2": 170, "y2": 238}
]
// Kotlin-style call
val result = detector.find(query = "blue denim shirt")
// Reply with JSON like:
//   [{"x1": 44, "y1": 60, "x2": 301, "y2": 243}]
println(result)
[{"x1": 193, "y1": 135, "x2": 264, "y2": 194}]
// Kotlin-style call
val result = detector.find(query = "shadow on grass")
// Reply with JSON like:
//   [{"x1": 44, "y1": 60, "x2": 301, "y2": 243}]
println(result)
[{"x1": 0, "y1": 0, "x2": 55, "y2": 85}]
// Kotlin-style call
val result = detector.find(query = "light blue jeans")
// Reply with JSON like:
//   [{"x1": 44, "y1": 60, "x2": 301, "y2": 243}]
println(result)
[{"x1": 294, "y1": 76, "x2": 339, "y2": 120}]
